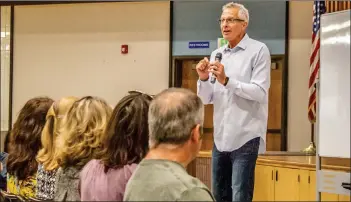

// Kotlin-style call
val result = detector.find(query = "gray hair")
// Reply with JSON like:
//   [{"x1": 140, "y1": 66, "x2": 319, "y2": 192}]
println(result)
[
  {"x1": 222, "y1": 2, "x2": 249, "y2": 24},
  {"x1": 148, "y1": 88, "x2": 204, "y2": 149}
]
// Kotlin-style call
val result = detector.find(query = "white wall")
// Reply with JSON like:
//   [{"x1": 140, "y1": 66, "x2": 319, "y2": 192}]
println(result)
[
  {"x1": 1, "y1": 6, "x2": 11, "y2": 131},
  {"x1": 12, "y1": 2, "x2": 170, "y2": 123},
  {"x1": 288, "y1": 1, "x2": 314, "y2": 151}
]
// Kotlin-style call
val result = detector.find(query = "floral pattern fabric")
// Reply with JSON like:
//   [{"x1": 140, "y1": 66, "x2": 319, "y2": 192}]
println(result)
[{"x1": 7, "y1": 173, "x2": 36, "y2": 199}]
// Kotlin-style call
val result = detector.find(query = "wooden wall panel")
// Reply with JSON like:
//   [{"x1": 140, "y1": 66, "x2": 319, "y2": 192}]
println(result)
[
  {"x1": 268, "y1": 61, "x2": 282, "y2": 129},
  {"x1": 326, "y1": 1, "x2": 350, "y2": 13},
  {"x1": 181, "y1": 60, "x2": 214, "y2": 151},
  {"x1": 181, "y1": 60, "x2": 198, "y2": 93},
  {"x1": 266, "y1": 133, "x2": 282, "y2": 151},
  {"x1": 203, "y1": 104, "x2": 213, "y2": 129},
  {"x1": 187, "y1": 157, "x2": 212, "y2": 190},
  {"x1": 201, "y1": 132, "x2": 213, "y2": 151},
  {"x1": 195, "y1": 158, "x2": 212, "y2": 189}
]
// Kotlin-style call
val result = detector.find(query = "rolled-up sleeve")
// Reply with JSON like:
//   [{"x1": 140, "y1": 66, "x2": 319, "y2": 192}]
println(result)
[
  {"x1": 197, "y1": 79, "x2": 213, "y2": 104},
  {"x1": 197, "y1": 52, "x2": 215, "y2": 105}
]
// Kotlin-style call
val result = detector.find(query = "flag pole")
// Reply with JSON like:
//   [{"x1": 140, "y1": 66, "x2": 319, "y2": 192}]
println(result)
[
  {"x1": 303, "y1": 83, "x2": 317, "y2": 155},
  {"x1": 302, "y1": 123, "x2": 316, "y2": 154},
  {"x1": 303, "y1": 0, "x2": 325, "y2": 155}
]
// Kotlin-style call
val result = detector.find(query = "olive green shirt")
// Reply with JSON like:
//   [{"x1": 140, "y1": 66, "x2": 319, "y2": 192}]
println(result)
[{"x1": 123, "y1": 159, "x2": 215, "y2": 201}]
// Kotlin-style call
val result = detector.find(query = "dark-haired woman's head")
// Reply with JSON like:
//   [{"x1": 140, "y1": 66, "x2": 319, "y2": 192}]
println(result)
[
  {"x1": 101, "y1": 91, "x2": 152, "y2": 172},
  {"x1": 7, "y1": 97, "x2": 54, "y2": 180}
]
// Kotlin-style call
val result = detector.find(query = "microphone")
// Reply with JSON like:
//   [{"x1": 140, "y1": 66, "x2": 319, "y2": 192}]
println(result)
[{"x1": 210, "y1": 52, "x2": 222, "y2": 84}]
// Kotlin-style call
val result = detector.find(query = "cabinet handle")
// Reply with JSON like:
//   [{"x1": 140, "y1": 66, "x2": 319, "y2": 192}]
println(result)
[
  {"x1": 308, "y1": 175, "x2": 310, "y2": 184},
  {"x1": 298, "y1": 174, "x2": 300, "y2": 182},
  {"x1": 276, "y1": 170, "x2": 278, "y2": 181},
  {"x1": 271, "y1": 170, "x2": 273, "y2": 180}
]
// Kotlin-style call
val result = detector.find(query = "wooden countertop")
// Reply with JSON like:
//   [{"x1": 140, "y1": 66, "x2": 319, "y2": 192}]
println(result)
[{"x1": 198, "y1": 150, "x2": 350, "y2": 172}]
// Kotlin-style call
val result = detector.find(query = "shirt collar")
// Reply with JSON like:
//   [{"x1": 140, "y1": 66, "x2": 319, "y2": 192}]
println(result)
[{"x1": 224, "y1": 33, "x2": 249, "y2": 53}]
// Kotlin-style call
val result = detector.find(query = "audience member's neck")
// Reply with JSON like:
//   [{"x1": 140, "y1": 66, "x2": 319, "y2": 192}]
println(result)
[{"x1": 145, "y1": 144, "x2": 192, "y2": 168}]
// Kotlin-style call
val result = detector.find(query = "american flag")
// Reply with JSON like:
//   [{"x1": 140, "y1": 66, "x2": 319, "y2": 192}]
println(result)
[{"x1": 308, "y1": 0, "x2": 326, "y2": 123}]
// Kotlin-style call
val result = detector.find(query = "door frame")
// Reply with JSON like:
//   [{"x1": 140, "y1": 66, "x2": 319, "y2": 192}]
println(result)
[{"x1": 172, "y1": 55, "x2": 207, "y2": 88}]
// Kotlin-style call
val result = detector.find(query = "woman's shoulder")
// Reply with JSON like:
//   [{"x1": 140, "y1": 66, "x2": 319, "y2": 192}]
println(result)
[
  {"x1": 124, "y1": 163, "x2": 138, "y2": 171},
  {"x1": 83, "y1": 159, "x2": 103, "y2": 170},
  {"x1": 80, "y1": 159, "x2": 104, "y2": 177},
  {"x1": 122, "y1": 163, "x2": 138, "y2": 179}
]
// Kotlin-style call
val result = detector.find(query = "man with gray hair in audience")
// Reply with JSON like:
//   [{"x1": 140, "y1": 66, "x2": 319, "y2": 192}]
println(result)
[{"x1": 123, "y1": 88, "x2": 214, "y2": 201}]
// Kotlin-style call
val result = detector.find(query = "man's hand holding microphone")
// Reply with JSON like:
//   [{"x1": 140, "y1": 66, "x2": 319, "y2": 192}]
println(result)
[{"x1": 195, "y1": 53, "x2": 228, "y2": 86}]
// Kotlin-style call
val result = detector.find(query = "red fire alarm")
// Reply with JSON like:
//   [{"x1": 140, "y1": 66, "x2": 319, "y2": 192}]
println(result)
[{"x1": 121, "y1": 44, "x2": 128, "y2": 54}]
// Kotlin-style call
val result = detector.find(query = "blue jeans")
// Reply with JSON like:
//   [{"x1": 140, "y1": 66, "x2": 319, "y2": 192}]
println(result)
[{"x1": 211, "y1": 137, "x2": 260, "y2": 202}]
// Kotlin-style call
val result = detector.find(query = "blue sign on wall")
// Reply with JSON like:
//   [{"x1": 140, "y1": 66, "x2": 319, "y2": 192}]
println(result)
[{"x1": 188, "y1": 41, "x2": 210, "y2": 49}]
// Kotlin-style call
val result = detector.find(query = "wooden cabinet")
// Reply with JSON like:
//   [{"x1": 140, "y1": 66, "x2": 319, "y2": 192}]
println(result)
[
  {"x1": 191, "y1": 152, "x2": 350, "y2": 202},
  {"x1": 275, "y1": 167, "x2": 300, "y2": 201},
  {"x1": 253, "y1": 166, "x2": 304, "y2": 201},
  {"x1": 308, "y1": 170, "x2": 316, "y2": 201},
  {"x1": 299, "y1": 169, "x2": 312, "y2": 201},
  {"x1": 321, "y1": 193, "x2": 339, "y2": 201},
  {"x1": 253, "y1": 165, "x2": 350, "y2": 201},
  {"x1": 339, "y1": 194, "x2": 351, "y2": 201},
  {"x1": 253, "y1": 165, "x2": 274, "y2": 201}
]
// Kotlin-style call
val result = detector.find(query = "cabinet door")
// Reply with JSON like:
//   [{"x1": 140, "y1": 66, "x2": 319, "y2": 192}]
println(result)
[
  {"x1": 321, "y1": 193, "x2": 339, "y2": 201},
  {"x1": 339, "y1": 194, "x2": 351, "y2": 201},
  {"x1": 253, "y1": 165, "x2": 274, "y2": 201},
  {"x1": 309, "y1": 170, "x2": 316, "y2": 201},
  {"x1": 299, "y1": 169, "x2": 311, "y2": 201},
  {"x1": 274, "y1": 167, "x2": 300, "y2": 201}
]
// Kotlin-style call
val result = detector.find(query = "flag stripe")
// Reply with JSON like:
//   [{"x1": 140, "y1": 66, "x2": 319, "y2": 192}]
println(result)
[
  {"x1": 309, "y1": 58, "x2": 320, "y2": 88},
  {"x1": 310, "y1": 36, "x2": 320, "y2": 66},
  {"x1": 308, "y1": 1, "x2": 326, "y2": 123},
  {"x1": 310, "y1": 33, "x2": 317, "y2": 57}
]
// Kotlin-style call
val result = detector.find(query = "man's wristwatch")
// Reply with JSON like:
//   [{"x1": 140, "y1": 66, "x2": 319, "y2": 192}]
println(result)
[
  {"x1": 224, "y1": 77, "x2": 229, "y2": 86},
  {"x1": 200, "y1": 77, "x2": 209, "y2": 82}
]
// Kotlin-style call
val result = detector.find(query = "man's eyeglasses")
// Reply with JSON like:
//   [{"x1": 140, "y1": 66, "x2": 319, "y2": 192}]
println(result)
[
  {"x1": 218, "y1": 18, "x2": 245, "y2": 24},
  {"x1": 128, "y1": 90, "x2": 154, "y2": 100}
]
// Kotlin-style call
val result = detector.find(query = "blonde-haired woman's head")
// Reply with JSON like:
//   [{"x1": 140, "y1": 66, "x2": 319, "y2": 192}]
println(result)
[
  {"x1": 57, "y1": 96, "x2": 112, "y2": 169},
  {"x1": 37, "y1": 96, "x2": 78, "y2": 171}
]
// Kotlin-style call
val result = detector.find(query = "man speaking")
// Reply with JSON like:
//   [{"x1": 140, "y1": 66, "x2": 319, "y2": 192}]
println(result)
[{"x1": 196, "y1": 2, "x2": 271, "y2": 202}]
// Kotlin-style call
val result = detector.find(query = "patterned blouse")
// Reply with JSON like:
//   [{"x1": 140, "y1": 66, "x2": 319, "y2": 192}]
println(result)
[
  {"x1": 36, "y1": 164, "x2": 58, "y2": 200},
  {"x1": 7, "y1": 173, "x2": 36, "y2": 199}
]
